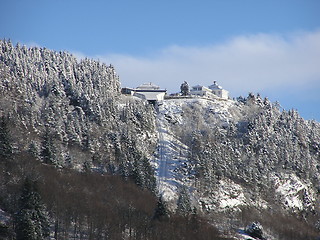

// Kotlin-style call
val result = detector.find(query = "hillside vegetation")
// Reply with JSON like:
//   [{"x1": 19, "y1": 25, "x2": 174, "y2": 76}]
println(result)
[
  {"x1": 156, "y1": 97, "x2": 320, "y2": 239},
  {"x1": 1, "y1": 40, "x2": 320, "y2": 239},
  {"x1": 0, "y1": 40, "x2": 227, "y2": 239},
  {"x1": 0, "y1": 40, "x2": 157, "y2": 189}
]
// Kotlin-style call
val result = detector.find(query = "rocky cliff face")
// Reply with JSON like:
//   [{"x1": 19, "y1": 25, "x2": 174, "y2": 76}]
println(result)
[
  {"x1": 154, "y1": 96, "x2": 320, "y2": 238},
  {"x1": 157, "y1": 97, "x2": 320, "y2": 210}
]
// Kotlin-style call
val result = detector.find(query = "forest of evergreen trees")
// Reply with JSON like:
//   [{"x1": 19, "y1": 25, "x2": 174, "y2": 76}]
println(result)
[
  {"x1": 0, "y1": 150, "x2": 230, "y2": 239},
  {"x1": 0, "y1": 39, "x2": 158, "y2": 190},
  {"x1": 1, "y1": 39, "x2": 320, "y2": 239},
  {"x1": 166, "y1": 94, "x2": 320, "y2": 239},
  {"x1": 0, "y1": 40, "x2": 230, "y2": 239},
  {"x1": 174, "y1": 93, "x2": 320, "y2": 192}
]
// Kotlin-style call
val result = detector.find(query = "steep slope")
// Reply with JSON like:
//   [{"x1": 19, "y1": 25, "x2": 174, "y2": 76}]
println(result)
[
  {"x1": 153, "y1": 98, "x2": 235, "y2": 203},
  {"x1": 0, "y1": 40, "x2": 157, "y2": 189},
  {"x1": 152, "y1": 100, "x2": 190, "y2": 205},
  {"x1": 153, "y1": 96, "x2": 320, "y2": 238},
  {"x1": 1, "y1": 39, "x2": 320, "y2": 239}
]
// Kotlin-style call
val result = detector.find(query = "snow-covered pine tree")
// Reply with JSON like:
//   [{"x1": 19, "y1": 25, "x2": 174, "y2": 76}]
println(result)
[
  {"x1": 40, "y1": 127, "x2": 57, "y2": 165},
  {"x1": 176, "y1": 186, "x2": 192, "y2": 216},
  {"x1": 0, "y1": 116, "x2": 13, "y2": 159},
  {"x1": 153, "y1": 195, "x2": 169, "y2": 220},
  {"x1": 15, "y1": 178, "x2": 50, "y2": 240},
  {"x1": 180, "y1": 81, "x2": 190, "y2": 96}
]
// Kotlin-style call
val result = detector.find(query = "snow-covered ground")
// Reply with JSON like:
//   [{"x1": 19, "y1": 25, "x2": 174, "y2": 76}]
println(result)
[
  {"x1": 152, "y1": 97, "x2": 317, "y2": 215},
  {"x1": 201, "y1": 179, "x2": 247, "y2": 211},
  {"x1": 152, "y1": 98, "x2": 249, "y2": 210},
  {"x1": 152, "y1": 100, "x2": 191, "y2": 205},
  {"x1": 152, "y1": 97, "x2": 237, "y2": 206},
  {"x1": 160, "y1": 97, "x2": 236, "y2": 126},
  {"x1": 272, "y1": 173, "x2": 315, "y2": 211}
]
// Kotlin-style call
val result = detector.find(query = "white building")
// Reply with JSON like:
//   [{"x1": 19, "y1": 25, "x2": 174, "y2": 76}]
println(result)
[
  {"x1": 208, "y1": 81, "x2": 229, "y2": 99},
  {"x1": 190, "y1": 81, "x2": 229, "y2": 99},
  {"x1": 190, "y1": 85, "x2": 214, "y2": 97},
  {"x1": 121, "y1": 82, "x2": 167, "y2": 104}
]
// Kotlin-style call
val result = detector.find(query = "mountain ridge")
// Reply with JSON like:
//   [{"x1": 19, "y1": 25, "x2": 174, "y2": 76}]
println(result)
[{"x1": 1, "y1": 40, "x2": 320, "y2": 239}]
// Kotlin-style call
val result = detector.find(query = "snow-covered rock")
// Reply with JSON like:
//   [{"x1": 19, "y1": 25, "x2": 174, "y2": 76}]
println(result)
[
  {"x1": 273, "y1": 173, "x2": 315, "y2": 211},
  {"x1": 153, "y1": 96, "x2": 319, "y2": 216}
]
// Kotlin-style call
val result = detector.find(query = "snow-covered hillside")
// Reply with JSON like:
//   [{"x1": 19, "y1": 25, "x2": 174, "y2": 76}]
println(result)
[
  {"x1": 151, "y1": 96, "x2": 320, "y2": 238},
  {"x1": 153, "y1": 98, "x2": 241, "y2": 206},
  {"x1": 153, "y1": 97, "x2": 319, "y2": 216},
  {"x1": 1, "y1": 40, "x2": 320, "y2": 239},
  {"x1": 152, "y1": 99, "x2": 191, "y2": 205}
]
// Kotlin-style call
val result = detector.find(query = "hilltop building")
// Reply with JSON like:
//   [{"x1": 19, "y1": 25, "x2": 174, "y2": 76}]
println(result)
[
  {"x1": 190, "y1": 85, "x2": 213, "y2": 97},
  {"x1": 208, "y1": 81, "x2": 229, "y2": 99},
  {"x1": 190, "y1": 81, "x2": 229, "y2": 99},
  {"x1": 121, "y1": 82, "x2": 167, "y2": 104}
]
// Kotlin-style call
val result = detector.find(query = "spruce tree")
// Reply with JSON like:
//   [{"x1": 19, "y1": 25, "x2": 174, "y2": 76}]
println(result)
[
  {"x1": 153, "y1": 195, "x2": 169, "y2": 220},
  {"x1": 0, "y1": 116, "x2": 13, "y2": 159},
  {"x1": 40, "y1": 127, "x2": 56, "y2": 165},
  {"x1": 176, "y1": 186, "x2": 192, "y2": 216},
  {"x1": 141, "y1": 157, "x2": 156, "y2": 192},
  {"x1": 15, "y1": 178, "x2": 50, "y2": 240},
  {"x1": 180, "y1": 81, "x2": 190, "y2": 96}
]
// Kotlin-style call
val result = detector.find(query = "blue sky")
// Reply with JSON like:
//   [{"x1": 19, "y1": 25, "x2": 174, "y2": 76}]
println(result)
[{"x1": 1, "y1": 0, "x2": 320, "y2": 121}]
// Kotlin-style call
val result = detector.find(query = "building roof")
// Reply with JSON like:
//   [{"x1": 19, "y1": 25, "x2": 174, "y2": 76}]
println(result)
[
  {"x1": 136, "y1": 82, "x2": 160, "y2": 90},
  {"x1": 208, "y1": 81, "x2": 223, "y2": 90},
  {"x1": 121, "y1": 82, "x2": 166, "y2": 102},
  {"x1": 192, "y1": 84, "x2": 204, "y2": 88},
  {"x1": 134, "y1": 91, "x2": 166, "y2": 101}
]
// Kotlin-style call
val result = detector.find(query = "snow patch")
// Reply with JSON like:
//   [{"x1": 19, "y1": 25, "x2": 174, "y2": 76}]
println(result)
[
  {"x1": 273, "y1": 173, "x2": 315, "y2": 211},
  {"x1": 199, "y1": 179, "x2": 247, "y2": 211},
  {"x1": 153, "y1": 98, "x2": 245, "y2": 210},
  {"x1": 218, "y1": 179, "x2": 247, "y2": 209},
  {"x1": 152, "y1": 99, "x2": 191, "y2": 203}
]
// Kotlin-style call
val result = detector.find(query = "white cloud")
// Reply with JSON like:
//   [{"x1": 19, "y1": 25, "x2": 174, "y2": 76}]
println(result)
[
  {"x1": 71, "y1": 51, "x2": 87, "y2": 61},
  {"x1": 98, "y1": 30, "x2": 320, "y2": 97},
  {"x1": 24, "y1": 41, "x2": 41, "y2": 48}
]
